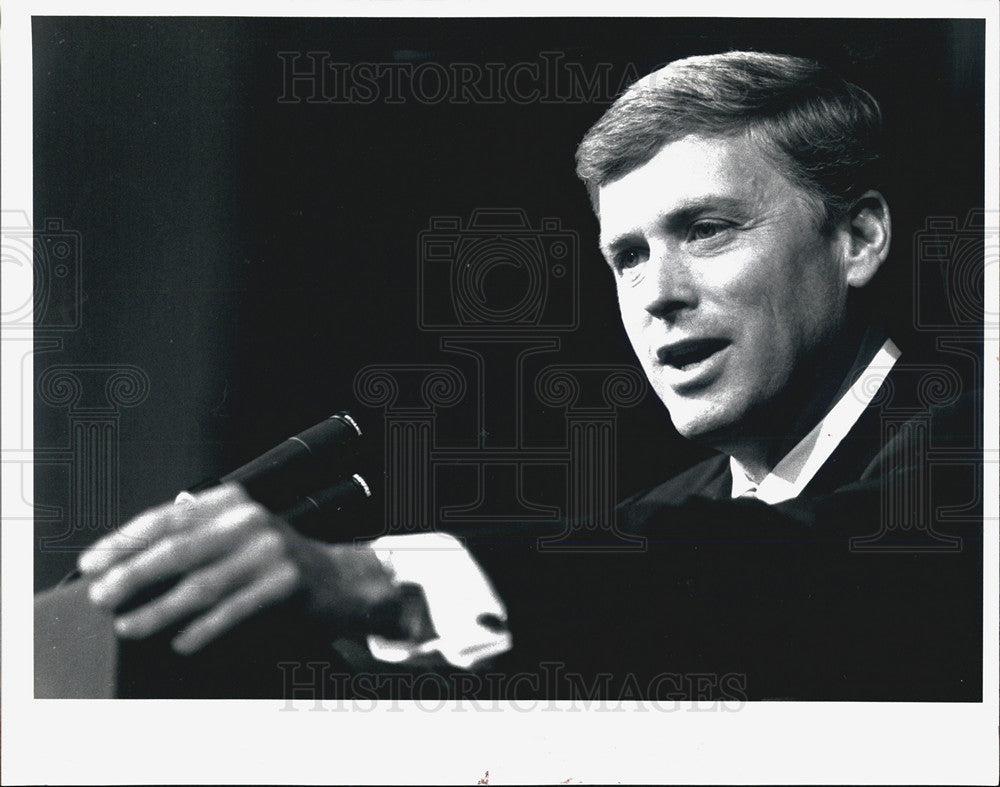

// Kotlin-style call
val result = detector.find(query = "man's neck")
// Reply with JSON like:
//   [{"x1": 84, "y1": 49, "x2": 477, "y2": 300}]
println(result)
[{"x1": 720, "y1": 324, "x2": 888, "y2": 484}]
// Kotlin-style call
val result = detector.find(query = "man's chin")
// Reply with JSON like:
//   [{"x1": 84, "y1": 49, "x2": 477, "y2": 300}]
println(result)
[{"x1": 665, "y1": 401, "x2": 749, "y2": 449}]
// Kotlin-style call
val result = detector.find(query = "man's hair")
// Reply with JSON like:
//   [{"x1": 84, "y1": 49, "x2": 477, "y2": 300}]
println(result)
[{"x1": 575, "y1": 51, "x2": 884, "y2": 227}]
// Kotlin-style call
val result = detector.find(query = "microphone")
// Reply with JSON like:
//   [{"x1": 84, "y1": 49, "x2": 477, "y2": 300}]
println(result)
[
  {"x1": 275, "y1": 473, "x2": 373, "y2": 541},
  {"x1": 106, "y1": 414, "x2": 374, "y2": 615},
  {"x1": 183, "y1": 411, "x2": 365, "y2": 513}
]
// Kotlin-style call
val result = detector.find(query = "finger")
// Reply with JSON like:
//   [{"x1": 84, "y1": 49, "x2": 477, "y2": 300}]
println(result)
[
  {"x1": 170, "y1": 561, "x2": 301, "y2": 655},
  {"x1": 78, "y1": 483, "x2": 252, "y2": 576},
  {"x1": 113, "y1": 529, "x2": 288, "y2": 640},
  {"x1": 78, "y1": 501, "x2": 190, "y2": 576},
  {"x1": 88, "y1": 501, "x2": 262, "y2": 610}
]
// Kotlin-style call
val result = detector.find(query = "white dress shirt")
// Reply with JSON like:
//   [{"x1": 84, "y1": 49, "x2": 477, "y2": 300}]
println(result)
[
  {"x1": 367, "y1": 338, "x2": 900, "y2": 668},
  {"x1": 367, "y1": 532, "x2": 511, "y2": 668},
  {"x1": 729, "y1": 338, "x2": 900, "y2": 503}
]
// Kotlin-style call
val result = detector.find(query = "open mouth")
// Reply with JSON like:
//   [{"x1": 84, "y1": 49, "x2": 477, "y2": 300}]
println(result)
[{"x1": 657, "y1": 338, "x2": 730, "y2": 370}]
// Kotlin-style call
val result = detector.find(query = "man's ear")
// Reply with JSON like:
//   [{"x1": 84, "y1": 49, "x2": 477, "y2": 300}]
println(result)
[{"x1": 841, "y1": 190, "x2": 891, "y2": 288}]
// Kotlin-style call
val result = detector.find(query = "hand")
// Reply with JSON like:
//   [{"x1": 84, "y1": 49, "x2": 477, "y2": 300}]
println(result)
[{"x1": 77, "y1": 483, "x2": 407, "y2": 655}]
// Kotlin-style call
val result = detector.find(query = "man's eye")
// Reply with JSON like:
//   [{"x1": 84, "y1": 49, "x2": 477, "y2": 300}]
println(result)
[
  {"x1": 688, "y1": 221, "x2": 728, "y2": 242},
  {"x1": 614, "y1": 247, "x2": 647, "y2": 271}
]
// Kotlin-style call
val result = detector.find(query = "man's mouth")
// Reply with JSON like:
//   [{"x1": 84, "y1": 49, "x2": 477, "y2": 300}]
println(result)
[{"x1": 656, "y1": 338, "x2": 731, "y2": 370}]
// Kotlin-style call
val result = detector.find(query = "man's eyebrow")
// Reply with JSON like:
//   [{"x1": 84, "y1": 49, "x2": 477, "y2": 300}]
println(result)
[
  {"x1": 659, "y1": 195, "x2": 755, "y2": 232},
  {"x1": 600, "y1": 195, "x2": 753, "y2": 254},
  {"x1": 673, "y1": 194, "x2": 751, "y2": 217},
  {"x1": 600, "y1": 233, "x2": 643, "y2": 259}
]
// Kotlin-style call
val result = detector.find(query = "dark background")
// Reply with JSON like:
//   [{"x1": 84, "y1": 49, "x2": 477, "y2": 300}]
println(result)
[{"x1": 33, "y1": 17, "x2": 986, "y2": 591}]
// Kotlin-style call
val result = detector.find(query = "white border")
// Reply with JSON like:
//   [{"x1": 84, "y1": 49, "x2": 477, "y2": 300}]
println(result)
[
  {"x1": 2, "y1": 0, "x2": 999, "y2": 16},
  {"x1": 3, "y1": 2, "x2": 998, "y2": 785}
]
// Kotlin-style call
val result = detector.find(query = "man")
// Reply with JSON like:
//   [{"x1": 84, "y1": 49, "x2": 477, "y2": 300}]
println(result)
[{"x1": 74, "y1": 51, "x2": 981, "y2": 700}]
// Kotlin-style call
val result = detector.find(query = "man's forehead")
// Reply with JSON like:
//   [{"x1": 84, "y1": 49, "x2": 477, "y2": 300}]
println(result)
[{"x1": 596, "y1": 133, "x2": 781, "y2": 239}]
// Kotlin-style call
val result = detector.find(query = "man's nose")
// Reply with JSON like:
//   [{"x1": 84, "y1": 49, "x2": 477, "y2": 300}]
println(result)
[{"x1": 637, "y1": 247, "x2": 696, "y2": 319}]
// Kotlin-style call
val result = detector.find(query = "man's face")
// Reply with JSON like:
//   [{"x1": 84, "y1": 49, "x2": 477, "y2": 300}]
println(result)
[{"x1": 598, "y1": 133, "x2": 851, "y2": 448}]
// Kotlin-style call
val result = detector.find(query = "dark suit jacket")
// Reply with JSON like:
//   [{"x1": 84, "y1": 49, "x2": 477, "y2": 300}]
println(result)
[{"x1": 463, "y1": 369, "x2": 983, "y2": 701}]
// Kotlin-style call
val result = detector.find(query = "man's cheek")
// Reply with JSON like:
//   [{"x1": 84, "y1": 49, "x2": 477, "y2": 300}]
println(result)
[
  {"x1": 616, "y1": 290, "x2": 639, "y2": 328},
  {"x1": 619, "y1": 315, "x2": 646, "y2": 357}
]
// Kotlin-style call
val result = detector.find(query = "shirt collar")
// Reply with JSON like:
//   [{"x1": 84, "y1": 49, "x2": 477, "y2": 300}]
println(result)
[{"x1": 730, "y1": 337, "x2": 901, "y2": 503}]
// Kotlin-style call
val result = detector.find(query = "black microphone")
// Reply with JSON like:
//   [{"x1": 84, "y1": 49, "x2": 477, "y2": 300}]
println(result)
[
  {"x1": 275, "y1": 473, "x2": 374, "y2": 541},
  {"x1": 103, "y1": 414, "x2": 373, "y2": 617},
  {"x1": 185, "y1": 411, "x2": 364, "y2": 513}
]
